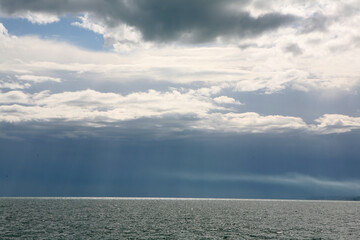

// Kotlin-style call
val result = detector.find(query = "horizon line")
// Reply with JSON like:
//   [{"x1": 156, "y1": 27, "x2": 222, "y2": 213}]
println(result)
[{"x1": 0, "y1": 196, "x2": 357, "y2": 202}]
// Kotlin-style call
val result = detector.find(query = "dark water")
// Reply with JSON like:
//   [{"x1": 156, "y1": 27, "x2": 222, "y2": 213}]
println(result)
[{"x1": 0, "y1": 198, "x2": 359, "y2": 239}]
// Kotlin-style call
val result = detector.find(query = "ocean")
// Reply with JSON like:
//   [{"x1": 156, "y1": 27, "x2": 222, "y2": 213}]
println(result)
[{"x1": 0, "y1": 198, "x2": 359, "y2": 239}]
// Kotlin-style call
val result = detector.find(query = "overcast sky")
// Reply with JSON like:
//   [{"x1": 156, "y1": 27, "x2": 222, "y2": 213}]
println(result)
[{"x1": 1, "y1": 0, "x2": 360, "y2": 199}]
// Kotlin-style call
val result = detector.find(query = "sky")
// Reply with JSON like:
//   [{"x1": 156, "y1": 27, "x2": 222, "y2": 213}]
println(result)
[{"x1": 1, "y1": 0, "x2": 360, "y2": 199}]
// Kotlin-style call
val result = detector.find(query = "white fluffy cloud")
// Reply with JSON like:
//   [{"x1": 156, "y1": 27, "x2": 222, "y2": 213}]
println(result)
[
  {"x1": 0, "y1": 73, "x2": 60, "y2": 91},
  {"x1": 0, "y1": 10, "x2": 59, "y2": 24},
  {"x1": 1, "y1": 18, "x2": 360, "y2": 95},
  {"x1": 313, "y1": 114, "x2": 360, "y2": 134},
  {"x1": 1, "y1": 88, "x2": 359, "y2": 135},
  {"x1": 0, "y1": 80, "x2": 30, "y2": 89},
  {"x1": 213, "y1": 96, "x2": 240, "y2": 105},
  {"x1": 19, "y1": 12, "x2": 59, "y2": 24},
  {"x1": 0, "y1": 22, "x2": 8, "y2": 36},
  {"x1": 0, "y1": 90, "x2": 29, "y2": 104},
  {"x1": 16, "y1": 74, "x2": 61, "y2": 83},
  {"x1": 0, "y1": 89, "x2": 219, "y2": 123},
  {"x1": 72, "y1": 13, "x2": 145, "y2": 52},
  {"x1": 195, "y1": 112, "x2": 307, "y2": 133}
]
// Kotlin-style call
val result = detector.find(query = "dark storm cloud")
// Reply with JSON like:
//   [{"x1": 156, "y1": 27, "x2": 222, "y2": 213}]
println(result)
[{"x1": 0, "y1": 0, "x2": 299, "y2": 43}]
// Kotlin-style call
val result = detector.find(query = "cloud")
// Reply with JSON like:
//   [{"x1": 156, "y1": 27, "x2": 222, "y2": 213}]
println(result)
[
  {"x1": 195, "y1": 112, "x2": 307, "y2": 133},
  {"x1": 0, "y1": 80, "x2": 30, "y2": 90},
  {"x1": 0, "y1": 90, "x2": 29, "y2": 104},
  {"x1": 1, "y1": 21, "x2": 360, "y2": 94},
  {"x1": 168, "y1": 172, "x2": 360, "y2": 192},
  {"x1": 1, "y1": 87, "x2": 360, "y2": 136},
  {"x1": 71, "y1": 13, "x2": 144, "y2": 52},
  {"x1": 0, "y1": 22, "x2": 8, "y2": 36},
  {"x1": 0, "y1": 89, "x2": 305, "y2": 133},
  {"x1": 16, "y1": 74, "x2": 61, "y2": 83},
  {"x1": 0, "y1": 0, "x2": 298, "y2": 44},
  {"x1": 71, "y1": 13, "x2": 105, "y2": 35},
  {"x1": 0, "y1": 89, "x2": 220, "y2": 123},
  {"x1": 1, "y1": 4, "x2": 360, "y2": 137},
  {"x1": 313, "y1": 114, "x2": 360, "y2": 134},
  {"x1": 283, "y1": 43, "x2": 303, "y2": 56},
  {"x1": 300, "y1": 12, "x2": 329, "y2": 34},
  {"x1": 213, "y1": 96, "x2": 240, "y2": 105},
  {"x1": 18, "y1": 11, "x2": 59, "y2": 24},
  {"x1": 0, "y1": 74, "x2": 60, "y2": 91}
]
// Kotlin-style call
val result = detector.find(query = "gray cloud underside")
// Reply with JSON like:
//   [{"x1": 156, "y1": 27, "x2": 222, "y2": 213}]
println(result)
[
  {"x1": 283, "y1": 43, "x2": 303, "y2": 56},
  {"x1": 0, "y1": 0, "x2": 298, "y2": 43}
]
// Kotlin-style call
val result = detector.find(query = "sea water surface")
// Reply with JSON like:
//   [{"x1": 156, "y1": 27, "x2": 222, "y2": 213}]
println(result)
[{"x1": 0, "y1": 197, "x2": 359, "y2": 239}]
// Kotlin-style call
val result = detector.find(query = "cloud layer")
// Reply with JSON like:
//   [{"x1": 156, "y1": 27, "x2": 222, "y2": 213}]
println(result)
[
  {"x1": 0, "y1": 0, "x2": 298, "y2": 43},
  {"x1": 167, "y1": 172, "x2": 360, "y2": 192},
  {"x1": 1, "y1": 88, "x2": 360, "y2": 136},
  {"x1": 1, "y1": 1, "x2": 360, "y2": 138}
]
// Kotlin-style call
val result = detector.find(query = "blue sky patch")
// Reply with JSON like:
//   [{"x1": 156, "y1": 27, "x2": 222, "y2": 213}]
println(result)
[{"x1": 0, "y1": 17, "x2": 104, "y2": 51}]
